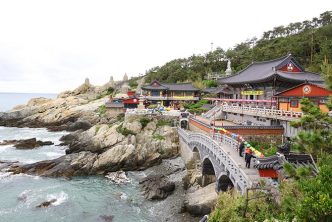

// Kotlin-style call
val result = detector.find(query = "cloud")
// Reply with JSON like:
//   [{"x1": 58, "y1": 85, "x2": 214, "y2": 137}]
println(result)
[{"x1": 0, "y1": 0, "x2": 331, "y2": 93}]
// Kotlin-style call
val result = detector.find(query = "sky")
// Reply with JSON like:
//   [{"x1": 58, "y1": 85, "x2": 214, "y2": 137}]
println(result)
[{"x1": 0, "y1": 0, "x2": 331, "y2": 93}]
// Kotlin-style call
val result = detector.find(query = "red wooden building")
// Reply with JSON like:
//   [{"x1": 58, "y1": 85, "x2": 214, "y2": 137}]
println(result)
[{"x1": 274, "y1": 82, "x2": 332, "y2": 113}]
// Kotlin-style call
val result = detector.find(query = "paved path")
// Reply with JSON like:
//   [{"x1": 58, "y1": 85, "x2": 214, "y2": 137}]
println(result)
[
  {"x1": 195, "y1": 115, "x2": 236, "y2": 127},
  {"x1": 213, "y1": 135, "x2": 260, "y2": 183}
]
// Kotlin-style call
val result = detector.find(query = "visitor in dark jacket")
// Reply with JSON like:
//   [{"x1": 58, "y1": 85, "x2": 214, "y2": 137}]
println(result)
[
  {"x1": 245, "y1": 150, "x2": 256, "y2": 168},
  {"x1": 238, "y1": 142, "x2": 245, "y2": 157}
]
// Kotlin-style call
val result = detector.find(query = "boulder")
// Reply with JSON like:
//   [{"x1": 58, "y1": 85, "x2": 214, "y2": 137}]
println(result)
[
  {"x1": 122, "y1": 120, "x2": 142, "y2": 134},
  {"x1": 36, "y1": 199, "x2": 57, "y2": 208},
  {"x1": 0, "y1": 138, "x2": 54, "y2": 149},
  {"x1": 67, "y1": 120, "x2": 92, "y2": 131},
  {"x1": 92, "y1": 144, "x2": 136, "y2": 172},
  {"x1": 99, "y1": 215, "x2": 114, "y2": 222},
  {"x1": 184, "y1": 183, "x2": 218, "y2": 216},
  {"x1": 9, "y1": 151, "x2": 98, "y2": 177},
  {"x1": 139, "y1": 174, "x2": 175, "y2": 200}
]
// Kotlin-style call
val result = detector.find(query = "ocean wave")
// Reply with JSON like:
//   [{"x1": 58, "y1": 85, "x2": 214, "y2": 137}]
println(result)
[
  {"x1": 0, "y1": 172, "x2": 13, "y2": 180},
  {"x1": 45, "y1": 152, "x2": 62, "y2": 157},
  {"x1": 46, "y1": 191, "x2": 68, "y2": 206}
]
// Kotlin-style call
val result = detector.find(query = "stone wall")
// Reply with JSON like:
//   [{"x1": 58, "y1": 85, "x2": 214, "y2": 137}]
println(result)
[
  {"x1": 179, "y1": 139, "x2": 194, "y2": 165},
  {"x1": 189, "y1": 117, "x2": 283, "y2": 143}
]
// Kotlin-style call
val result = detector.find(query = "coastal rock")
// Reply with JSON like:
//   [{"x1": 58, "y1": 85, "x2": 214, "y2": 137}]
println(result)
[
  {"x1": 139, "y1": 174, "x2": 175, "y2": 200},
  {"x1": 67, "y1": 120, "x2": 92, "y2": 131},
  {"x1": 9, "y1": 151, "x2": 98, "y2": 177},
  {"x1": 36, "y1": 199, "x2": 57, "y2": 208},
  {"x1": 184, "y1": 183, "x2": 218, "y2": 216},
  {"x1": 27, "y1": 97, "x2": 53, "y2": 107},
  {"x1": 122, "y1": 120, "x2": 142, "y2": 134},
  {"x1": 0, "y1": 138, "x2": 54, "y2": 149},
  {"x1": 92, "y1": 144, "x2": 136, "y2": 172},
  {"x1": 105, "y1": 170, "x2": 131, "y2": 184},
  {"x1": 99, "y1": 215, "x2": 114, "y2": 222}
]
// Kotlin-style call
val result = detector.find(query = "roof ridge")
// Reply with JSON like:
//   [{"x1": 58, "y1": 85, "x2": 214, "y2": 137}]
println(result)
[
  {"x1": 218, "y1": 54, "x2": 291, "y2": 81},
  {"x1": 163, "y1": 82, "x2": 193, "y2": 85},
  {"x1": 252, "y1": 54, "x2": 290, "y2": 65}
]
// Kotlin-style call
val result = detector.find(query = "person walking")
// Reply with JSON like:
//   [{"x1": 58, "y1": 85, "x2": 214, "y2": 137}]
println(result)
[
  {"x1": 238, "y1": 142, "x2": 245, "y2": 157},
  {"x1": 244, "y1": 146, "x2": 251, "y2": 160},
  {"x1": 245, "y1": 150, "x2": 256, "y2": 168}
]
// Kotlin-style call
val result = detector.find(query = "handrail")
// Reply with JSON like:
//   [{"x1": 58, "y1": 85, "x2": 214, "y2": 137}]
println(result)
[
  {"x1": 177, "y1": 127, "x2": 253, "y2": 189},
  {"x1": 220, "y1": 104, "x2": 302, "y2": 119}
]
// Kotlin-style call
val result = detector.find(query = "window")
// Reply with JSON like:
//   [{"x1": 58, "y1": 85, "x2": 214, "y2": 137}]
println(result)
[{"x1": 290, "y1": 100, "x2": 299, "y2": 108}]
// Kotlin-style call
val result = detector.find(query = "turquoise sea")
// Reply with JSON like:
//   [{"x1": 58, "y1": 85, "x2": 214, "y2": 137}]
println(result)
[{"x1": 0, "y1": 94, "x2": 158, "y2": 222}]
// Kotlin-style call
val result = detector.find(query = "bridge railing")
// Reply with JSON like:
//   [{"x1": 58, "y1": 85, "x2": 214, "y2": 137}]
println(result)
[
  {"x1": 220, "y1": 104, "x2": 302, "y2": 119},
  {"x1": 178, "y1": 127, "x2": 253, "y2": 191}
]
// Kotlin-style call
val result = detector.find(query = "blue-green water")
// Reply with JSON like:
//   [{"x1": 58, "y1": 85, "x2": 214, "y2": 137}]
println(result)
[{"x1": 0, "y1": 127, "x2": 155, "y2": 222}]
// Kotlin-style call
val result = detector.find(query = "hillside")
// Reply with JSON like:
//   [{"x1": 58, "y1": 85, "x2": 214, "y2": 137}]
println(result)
[{"x1": 144, "y1": 11, "x2": 332, "y2": 84}]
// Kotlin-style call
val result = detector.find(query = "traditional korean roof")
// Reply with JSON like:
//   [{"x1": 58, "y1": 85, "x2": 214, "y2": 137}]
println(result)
[
  {"x1": 105, "y1": 101, "x2": 124, "y2": 108},
  {"x1": 203, "y1": 86, "x2": 233, "y2": 94},
  {"x1": 218, "y1": 54, "x2": 323, "y2": 85},
  {"x1": 254, "y1": 152, "x2": 318, "y2": 175},
  {"x1": 274, "y1": 82, "x2": 331, "y2": 97},
  {"x1": 142, "y1": 80, "x2": 199, "y2": 91}
]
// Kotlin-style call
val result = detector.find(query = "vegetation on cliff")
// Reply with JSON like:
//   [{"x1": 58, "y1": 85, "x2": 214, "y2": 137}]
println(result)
[{"x1": 144, "y1": 11, "x2": 332, "y2": 84}]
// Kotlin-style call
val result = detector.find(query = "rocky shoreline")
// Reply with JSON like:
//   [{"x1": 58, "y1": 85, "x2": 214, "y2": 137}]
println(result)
[{"x1": 0, "y1": 81, "x2": 216, "y2": 221}]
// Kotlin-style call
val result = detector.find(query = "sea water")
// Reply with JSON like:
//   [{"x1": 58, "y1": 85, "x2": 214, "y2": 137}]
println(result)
[
  {"x1": 0, "y1": 127, "x2": 155, "y2": 222},
  {"x1": 0, "y1": 93, "x2": 157, "y2": 222}
]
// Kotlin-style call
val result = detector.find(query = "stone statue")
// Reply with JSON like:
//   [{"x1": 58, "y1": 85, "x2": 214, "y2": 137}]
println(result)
[
  {"x1": 123, "y1": 73, "x2": 128, "y2": 81},
  {"x1": 109, "y1": 76, "x2": 115, "y2": 87},
  {"x1": 225, "y1": 59, "x2": 232, "y2": 76},
  {"x1": 84, "y1": 78, "x2": 90, "y2": 85}
]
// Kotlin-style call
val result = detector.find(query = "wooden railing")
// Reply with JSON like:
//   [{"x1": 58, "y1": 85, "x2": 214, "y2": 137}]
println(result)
[
  {"x1": 144, "y1": 96, "x2": 199, "y2": 101},
  {"x1": 213, "y1": 104, "x2": 303, "y2": 120}
]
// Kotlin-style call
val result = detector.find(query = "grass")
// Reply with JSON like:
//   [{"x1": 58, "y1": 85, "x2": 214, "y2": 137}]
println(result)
[
  {"x1": 156, "y1": 119, "x2": 172, "y2": 127},
  {"x1": 153, "y1": 133, "x2": 165, "y2": 140},
  {"x1": 116, "y1": 123, "x2": 136, "y2": 136},
  {"x1": 98, "y1": 105, "x2": 107, "y2": 116},
  {"x1": 139, "y1": 117, "x2": 151, "y2": 129}
]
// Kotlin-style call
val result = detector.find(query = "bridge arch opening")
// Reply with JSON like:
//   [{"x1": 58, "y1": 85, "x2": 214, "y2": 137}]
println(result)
[
  {"x1": 217, "y1": 174, "x2": 234, "y2": 192},
  {"x1": 202, "y1": 158, "x2": 216, "y2": 186}
]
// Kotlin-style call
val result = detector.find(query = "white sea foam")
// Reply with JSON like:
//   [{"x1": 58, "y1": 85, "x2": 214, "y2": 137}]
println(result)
[
  {"x1": 120, "y1": 192, "x2": 128, "y2": 200},
  {"x1": 45, "y1": 152, "x2": 61, "y2": 157},
  {"x1": 46, "y1": 191, "x2": 68, "y2": 206},
  {"x1": 0, "y1": 172, "x2": 13, "y2": 180}
]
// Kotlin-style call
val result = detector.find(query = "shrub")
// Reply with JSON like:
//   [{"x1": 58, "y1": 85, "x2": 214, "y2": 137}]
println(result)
[
  {"x1": 188, "y1": 108, "x2": 208, "y2": 115},
  {"x1": 203, "y1": 79, "x2": 218, "y2": 88},
  {"x1": 153, "y1": 133, "x2": 165, "y2": 140},
  {"x1": 116, "y1": 123, "x2": 136, "y2": 136},
  {"x1": 249, "y1": 141, "x2": 278, "y2": 157},
  {"x1": 98, "y1": 105, "x2": 107, "y2": 116},
  {"x1": 116, "y1": 113, "x2": 125, "y2": 122},
  {"x1": 107, "y1": 87, "x2": 114, "y2": 95},
  {"x1": 139, "y1": 117, "x2": 151, "y2": 129},
  {"x1": 156, "y1": 119, "x2": 172, "y2": 127}
]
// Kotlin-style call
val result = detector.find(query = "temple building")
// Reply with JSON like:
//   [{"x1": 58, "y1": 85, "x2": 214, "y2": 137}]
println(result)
[
  {"x1": 274, "y1": 82, "x2": 332, "y2": 113},
  {"x1": 217, "y1": 54, "x2": 324, "y2": 107},
  {"x1": 141, "y1": 80, "x2": 200, "y2": 108}
]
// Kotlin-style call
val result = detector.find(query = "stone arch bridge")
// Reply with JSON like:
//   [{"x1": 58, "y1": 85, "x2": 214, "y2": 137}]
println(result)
[{"x1": 178, "y1": 127, "x2": 260, "y2": 194}]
